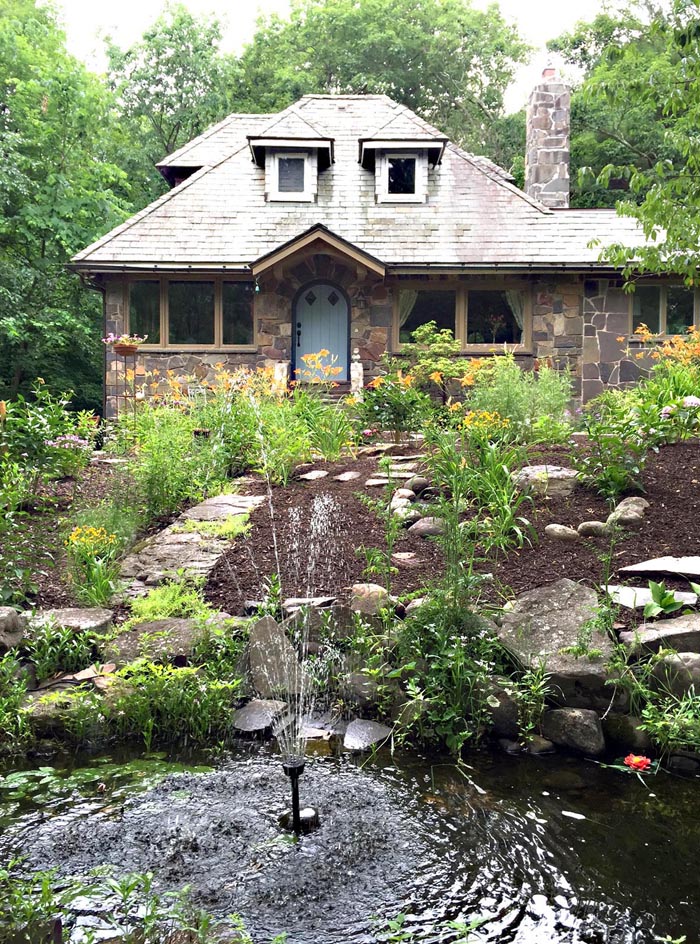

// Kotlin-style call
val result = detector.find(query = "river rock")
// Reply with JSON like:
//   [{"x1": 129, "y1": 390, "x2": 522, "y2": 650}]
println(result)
[
  {"x1": 393, "y1": 488, "x2": 416, "y2": 501},
  {"x1": 577, "y1": 521, "x2": 609, "y2": 538},
  {"x1": 542, "y1": 708, "x2": 605, "y2": 756},
  {"x1": 390, "y1": 496, "x2": 412, "y2": 511},
  {"x1": 0, "y1": 607, "x2": 23, "y2": 652},
  {"x1": 652, "y1": 652, "x2": 700, "y2": 697},
  {"x1": 404, "y1": 475, "x2": 430, "y2": 495},
  {"x1": 108, "y1": 617, "x2": 206, "y2": 666},
  {"x1": 25, "y1": 607, "x2": 113, "y2": 636},
  {"x1": 497, "y1": 579, "x2": 618, "y2": 711},
  {"x1": 602, "y1": 714, "x2": 652, "y2": 755},
  {"x1": 232, "y1": 698, "x2": 286, "y2": 734},
  {"x1": 343, "y1": 718, "x2": 392, "y2": 752},
  {"x1": 620, "y1": 613, "x2": 700, "y2": 654},
  {"x1": 525, "y1": 735, "x2": 556, "y2": 755},
  {"x1": 619, "y1": 556, "x2": 700, "y2": 580},
  {"x1": 248, "y1": 616, "x2": 306, "y2": 698},
  {"x1": 408, "y1": 517, "x2": 445, "y2": 538},
  {"x1": 544, "y1": 524, "x2": 580, "y2": 542},
  {"x1": 395, "y1": 506, "x2": 423, "y2": 526},
  {"x1": 512, "y1": 465, "x2": 578, "y2": 499},
  {"x1": 606, "y1": 496, "x2": 650, "y2": 530},
  {"x1": 350, "y1": 583, "x2": 390, "y2": 615}
]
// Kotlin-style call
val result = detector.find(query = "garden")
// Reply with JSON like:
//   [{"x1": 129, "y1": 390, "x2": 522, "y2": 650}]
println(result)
[{"x1": 2, "y1": 324, "x2": 700, "y2": 943}]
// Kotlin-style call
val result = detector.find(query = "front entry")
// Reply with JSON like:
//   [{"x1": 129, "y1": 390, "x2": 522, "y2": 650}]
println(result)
[{"x1": 294, "y1": 282, "x2": 349, "y2": 381}]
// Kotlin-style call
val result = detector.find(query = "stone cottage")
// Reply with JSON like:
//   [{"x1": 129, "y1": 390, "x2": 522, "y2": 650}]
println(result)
[{"x1": 71, "y1": 70, "x2": 695, "y2": 415}]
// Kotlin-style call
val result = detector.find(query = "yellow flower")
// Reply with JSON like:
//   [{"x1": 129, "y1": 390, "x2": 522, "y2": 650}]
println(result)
[{"x1": 429, "y1": 370, "x2": 443, "y2": 384}]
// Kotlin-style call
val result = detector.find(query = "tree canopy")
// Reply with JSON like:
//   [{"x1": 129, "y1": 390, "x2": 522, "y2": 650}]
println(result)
[{"x1": 234, "y1": 0, "x2": 530, "y2": 155}]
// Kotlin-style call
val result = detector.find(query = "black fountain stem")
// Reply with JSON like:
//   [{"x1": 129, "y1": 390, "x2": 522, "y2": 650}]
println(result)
[{"x1": 282, "y1": 756, "x2": 305, "y2": 835}]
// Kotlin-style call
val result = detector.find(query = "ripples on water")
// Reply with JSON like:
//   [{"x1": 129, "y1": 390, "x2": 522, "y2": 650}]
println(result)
[{"x1": 1, "y1": 745, "x2": 698, "y2": 944}]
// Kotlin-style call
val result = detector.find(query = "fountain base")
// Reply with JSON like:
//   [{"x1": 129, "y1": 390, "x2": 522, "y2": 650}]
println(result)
[{"x1": 279, "y1": 805, "x2": 320, "y2": 834}]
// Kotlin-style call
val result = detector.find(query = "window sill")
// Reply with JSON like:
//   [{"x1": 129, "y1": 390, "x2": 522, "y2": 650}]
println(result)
[{"x1": 130, "y1": 345, "x2": 258, "y2": 353}]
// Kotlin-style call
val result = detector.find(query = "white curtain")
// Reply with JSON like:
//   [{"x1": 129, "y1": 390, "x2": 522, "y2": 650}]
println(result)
[
  {"x1": 505, "y1": 290, "x2": 525, "y2": 341},
  {"x1": 398, "y1": 289, "x2": 419, "y2": 327}
]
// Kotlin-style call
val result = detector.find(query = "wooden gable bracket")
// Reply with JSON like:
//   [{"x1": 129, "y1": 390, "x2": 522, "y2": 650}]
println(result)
[{"x1": 250, "y1": 224, "x2": 386, "y2": 280}]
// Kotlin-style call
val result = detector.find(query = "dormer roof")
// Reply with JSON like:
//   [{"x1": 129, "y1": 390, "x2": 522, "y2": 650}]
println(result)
[
  {"x1": 248, "y1": 107, "x2": 334, "y2": 170},
  {"x1": 359, "y1": 107, "x2": 447, "y2": 168}
]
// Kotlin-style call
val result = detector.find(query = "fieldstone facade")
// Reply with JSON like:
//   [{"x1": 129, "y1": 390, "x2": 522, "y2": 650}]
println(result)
[{"x1": 582, "y1": 279, "x2": 650, "y2": 401}]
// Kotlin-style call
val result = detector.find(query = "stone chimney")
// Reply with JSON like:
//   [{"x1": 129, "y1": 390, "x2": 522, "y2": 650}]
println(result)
[{"x1": 525, "y1": 67, "x2": 570, "y2": 208}]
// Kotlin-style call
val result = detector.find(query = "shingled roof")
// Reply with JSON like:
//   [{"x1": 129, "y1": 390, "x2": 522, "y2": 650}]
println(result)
[{"x1": 73, "y1": 95, "x2": 644, "y2": 272}]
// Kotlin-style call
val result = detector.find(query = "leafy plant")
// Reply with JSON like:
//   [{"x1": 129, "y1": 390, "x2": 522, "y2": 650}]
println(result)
[
  {"x1": 512, "y1": 662, "x2": 552, "y2": 743},
  {"x1": 643, "y1": 580, "x2": 688, "y2": 619},
  {"x1": 20, "y1": 617, "x2": 101, "y2": 682},
  {"x1": 128, "y1": 574, "x2": 215, "y2": 623},
  {"x1": 0, "y1": 654, "x2": 31, "y2": 752},
  {"x1": 574, "y1": 399, "x2": 652, "y2": 501},
  {"x1": 64, "y1": 525, "x2": 121, "y2": 606},
  {"x1": 356, "y1": 367, "x2": 430, "y2": 443}
]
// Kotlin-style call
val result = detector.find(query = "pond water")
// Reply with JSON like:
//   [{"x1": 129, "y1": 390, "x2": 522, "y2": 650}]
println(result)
[{"x1": 1, "y1": 742, "x2": 698, "y2": 943}]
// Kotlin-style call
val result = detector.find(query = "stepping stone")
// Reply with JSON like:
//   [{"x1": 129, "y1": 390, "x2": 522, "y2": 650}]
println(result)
[
  {"x1": 233, "y1": 698, "x2": 286, "y2": 733},
  {"x1": 388, "y1": 463, "x2": 417, "y2": 472},
  {"x1": 298, "y1": 470, "x2": 329, "y2": 481},
  {"x1": 282, "y1": 596, "x2": 335, "y2": 614},
  {"x1": 619, "y1": 557, "x2": 700, "y2": 580},
  {"x1": 343, "y1": 718, "x2": 393, "y2": 752},
  {"x1": 391, "y1": 552, "x2": 423, "y2": 569},
  {"x1": 25, "y1": 608, "x2": 113, "y2": 635},
  {"x1": 334, "y1": 470, "x2": 361, "y2": 481},
  {"x1": 181, "y1": 493, "x2": 264, "y2": 521},
  {"x1": 387, "y1": 454, "x2": 426, "y2": 463},
  {"x1": 606, "y1": 585, "x2": 697, "y2": 610},
  {"x1": 366, "y1": 477, "x2": 390, "y2": 486},
  {"x1": 620, "y1": 613, "x2": 700, "y2": 654}
]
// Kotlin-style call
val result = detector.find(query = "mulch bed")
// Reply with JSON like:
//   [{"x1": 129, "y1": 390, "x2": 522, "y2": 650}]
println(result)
[
  {"x1": 27, "y1": 439, "x2": 700, "y2": 625},
  {"x1": 205, "y1": 454, "x2": 444, "y2": 612}
]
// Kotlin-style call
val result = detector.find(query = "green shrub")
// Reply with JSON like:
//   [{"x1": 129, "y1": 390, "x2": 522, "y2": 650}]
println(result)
[
  {"x1": 128, "y1": 575, "x2": 215, "y2": 623},
  {"x1": 355, "y1": 368, "x2": 431, "y2": 442},
  {"x1": 20, "y1": 617, "x2": 101, "y2": 681},
  {"x1": 0, "y1": 654, "x2": 31, "y2": 752},
  {"x1": 293, "y1": 389, "x2": 355, "y2": 460},
  {"x1": 466, "y1": 354, "x2": 573, "y2": 442}
]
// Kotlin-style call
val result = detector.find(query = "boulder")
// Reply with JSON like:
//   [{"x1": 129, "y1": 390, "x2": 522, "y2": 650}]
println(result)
[
  {"x1": 232, "y1": 698, "x2": 286, "y2": 734},
  {"x1": 619, "y1": 613, "x2": 700, "y2": 655},
  {"x1": 0, "y1": 607, "x2": 23, "y2": 652},
  {"x1": 606, "y1": 496, "x2": 649, "y2": 530},
  {"x1": 485, "y1": 678, "x2": 520, "y2": 739},
  {"x1": 525, "y1": 735, "x2": 556, "y2": 755},
  {"x1": 542, "y1": 708, "x2": 605, "y2": 756},
  {"x1": 25, "y1": 607, "x2": 113, "y2": 636},
  {"x1": 544, "y1": 524, "x2": 580, "y2": 542},
  {"x1": 248, "y1": 616, "x2": 306, "y2": 698},
  {"x1": 350, "y1": 583, "x2": 390, "y2": 615},
  {"x1": 497, "y1": 579, "x2": 618, "y2": 711},
  {"x1": 108, "y1": 617, "x2": 206, "y2": 666},
  {"x1": 408, "y1": 517, "x2": 445, "y2": 538},
  {"x1": 343, "y1": 718, "x2": 392, "y2": 752},
  {"x1": 343, "y1": 671, "x2": 383, "y2": 709},
  {"x1": 652, "y1": 652, "x2": 700, "y2": 697},
  {"x1": 512, "y1": 465, "x2": 578, "y2": 499},
  {"x1": 577, "y1": 521, "x2": 609, "y2": 538},
  {"x1": 602, "y1": 714, "x2": 652, "y2": 755}
]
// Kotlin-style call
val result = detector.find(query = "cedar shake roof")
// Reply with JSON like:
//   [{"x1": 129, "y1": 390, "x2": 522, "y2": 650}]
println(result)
[{"x1": 73, "y1": 95, "x2": 644, "y2": 272}]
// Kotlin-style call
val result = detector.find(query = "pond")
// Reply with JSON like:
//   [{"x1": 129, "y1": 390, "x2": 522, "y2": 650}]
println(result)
[{"x1": 1, "y1": 743, "x2": 697, "y2": 943}]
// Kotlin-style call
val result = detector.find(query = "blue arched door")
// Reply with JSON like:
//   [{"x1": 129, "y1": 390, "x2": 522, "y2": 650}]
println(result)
[{"x1": 294, "y1": 283, "x2": 349, "y2": 381}]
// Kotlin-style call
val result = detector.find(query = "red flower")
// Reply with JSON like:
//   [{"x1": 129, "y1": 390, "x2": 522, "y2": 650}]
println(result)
[{"x1": 624, "y1": 754, "x2": 652, "y2": 772}]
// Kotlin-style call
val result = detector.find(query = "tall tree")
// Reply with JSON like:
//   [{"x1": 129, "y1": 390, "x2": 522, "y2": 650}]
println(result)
[
  {"x1": 234, "y1": 0, "x2": 529, "y2": 155},
  {"x1": 107, "y1": 2, "x2": 234, "y2": 203},
  {"x1": 549, "y1": 4, "x2": 678, "y2": 207},
  {"x1": 588, "y1": 0, "x2": 700, "y2": 280},
  {"x1": 0, "y1": 0, "x2": 129, "y2": 408}
]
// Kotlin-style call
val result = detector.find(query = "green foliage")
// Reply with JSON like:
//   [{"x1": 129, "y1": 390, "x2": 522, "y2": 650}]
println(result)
[
  {"x1": 357, "y1": 459, "x2": 403, "y2": 595},
  {"x1": 0, "y1": 654, "x2": 31, "y2": 752},
  {"x1": 192, "y1": 619, "x2": 249, "y2": 680},
  {"x1": 128, "y1": 575, "x2": 215, "y2": 623},
  {"x1": 640, "y1": 688, "x2": 700, "y2": 755},
  {"x1": 0, "y1": 862, "x2": 218, "y2": 943},
  {"x1": 356, "y1": 369, "x2": 431, "y2": 442},
  {"x1": 643, "y1": 580, "x2": 688, "y2": 619},
  {"x1": 401, "y1": 321, "x2": 464, "y2": 401},
  {"x1": 20, "y1": 616, "x2": 100, "y2": 681},
  {"x1": 293, "y1": 389, "x2": 355, "y2": 461},
  {"x1": 512, "y1": 662, "x2": 552, "y2": 743},
  {"x1": 235, "y1": 0, "x2": 529, "y2": 155},
  {"x1": 64, "y1": 524, "x2": 121, "y2": 607},
  {"x1": 464, "y1": 355, "x2": 573, "y2": 443},
  {"x1": 0, "y1": 0, "x2": 130, "y2": 408},
  {"x1": 177, "y1": 512, "x2": 250, "y2": 541}
]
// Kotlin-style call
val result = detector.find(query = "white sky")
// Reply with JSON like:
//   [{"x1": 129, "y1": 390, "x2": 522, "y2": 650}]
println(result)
[{"x1": 55, "y1": 0, "x2": 609, "y2": 112}]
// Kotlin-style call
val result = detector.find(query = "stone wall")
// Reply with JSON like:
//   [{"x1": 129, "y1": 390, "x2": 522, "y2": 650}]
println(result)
[
  {"x1": 582, "y1": 279, "x2": 650, "y2": 401},
  {"x1": 531, "y1": 278, "x2": 584, "y2": 399}
]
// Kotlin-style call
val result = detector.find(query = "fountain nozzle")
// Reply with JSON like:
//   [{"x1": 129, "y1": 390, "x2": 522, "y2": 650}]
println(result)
[{"x1": 281, "y1": 756, "x2": 319, "y2": 835}]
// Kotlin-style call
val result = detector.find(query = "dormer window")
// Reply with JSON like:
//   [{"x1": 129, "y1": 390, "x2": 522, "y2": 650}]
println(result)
[
  {"x1": 265, "y1": 150, "x2": 316, "y2": 202},
  {"x1": 388, "y1": 156, "x2": 417, "y2": 195},
  {"x1": 375, "y1": 150, "x2": 427, "y2": 203}
]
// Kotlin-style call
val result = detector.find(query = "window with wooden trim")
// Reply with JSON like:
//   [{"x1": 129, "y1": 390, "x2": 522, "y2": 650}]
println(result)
[
  {"x1": 396, "y1": 286, "x2": 527, "y2": 347},
  {"x1": 266, "y1": 150, "x2": 317, "y2": 202},
  {"x1": 377, "y1": 151, "x2": 427, "y2": 203},
  {"x1": 127, "y1": 279, "x2": 255, "y2": 349},
  {"x1": 631, "y1": 284, "x2": 697, "y2": 335}
]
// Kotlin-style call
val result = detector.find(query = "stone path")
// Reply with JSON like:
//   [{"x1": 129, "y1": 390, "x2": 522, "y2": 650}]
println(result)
[{"x1": 120, "y1": 490, "x2": 265, "y2": 598}]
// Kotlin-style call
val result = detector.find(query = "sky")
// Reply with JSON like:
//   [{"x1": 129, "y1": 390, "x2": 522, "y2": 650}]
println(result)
[{"x1": 55, "y1": 0, "x2": 608, "y2": 112}]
